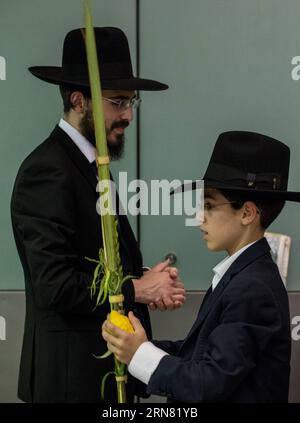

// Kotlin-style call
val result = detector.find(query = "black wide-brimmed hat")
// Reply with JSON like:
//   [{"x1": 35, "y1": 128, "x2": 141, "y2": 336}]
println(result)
[
  {"x1": 172, "y1": 131, "x2": 300, "y2": 202},
  {"x1": 29, "y1": 27, "x2": 168, "y2": 91}
]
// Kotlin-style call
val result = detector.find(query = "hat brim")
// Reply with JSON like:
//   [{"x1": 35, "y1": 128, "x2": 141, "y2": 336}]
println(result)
[
  {"x1": 171, "y1": 179, "x2": 300, "y2": 202},
  {"x1": 28, "y1": 66, "x2": 168, "y2": 91}
]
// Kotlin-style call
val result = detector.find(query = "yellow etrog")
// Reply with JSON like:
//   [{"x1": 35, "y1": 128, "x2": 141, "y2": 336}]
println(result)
[{"x1": 109, "y1": 310, "x2": 134, "y2": 333}]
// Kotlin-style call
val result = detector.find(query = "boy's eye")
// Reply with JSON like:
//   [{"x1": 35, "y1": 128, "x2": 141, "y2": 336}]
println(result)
[{"x1": 204, "y1": 202, "x2": 213, "y2": 211}]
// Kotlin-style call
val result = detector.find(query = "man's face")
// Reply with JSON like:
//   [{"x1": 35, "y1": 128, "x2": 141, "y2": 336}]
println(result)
[{"x1": 79, "y1": 89, "x2": 135, "y2": 160}]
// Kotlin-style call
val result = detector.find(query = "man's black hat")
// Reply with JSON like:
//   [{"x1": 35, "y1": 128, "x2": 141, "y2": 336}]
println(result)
[{"x1": 29, "y1": 27, "x2": 168, "y2": 91}]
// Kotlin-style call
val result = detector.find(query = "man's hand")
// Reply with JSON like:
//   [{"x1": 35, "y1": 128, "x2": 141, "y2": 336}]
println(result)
[
  {"x1": 132, "y1": 261, "x2": 186, "y2": 311},
  {"x1": 148, "y1": 265, "x2": 184, "y2": 311},
  {"x1": 102, "y1": 311, "x2": 147, "y2": 365}
]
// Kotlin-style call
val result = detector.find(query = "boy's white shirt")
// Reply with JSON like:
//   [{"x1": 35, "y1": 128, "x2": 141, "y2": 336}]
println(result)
[
  {"x1": 128, "y1": 240, "x2": 258, "y2": 385},
  {"x1": 211, "y1": 240, "x2": 257, "y2": 290}
]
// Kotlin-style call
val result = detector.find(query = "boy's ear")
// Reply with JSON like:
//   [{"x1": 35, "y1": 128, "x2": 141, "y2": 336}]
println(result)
[{"x1": 241, "y1": 201, "x2": 259, "y2": 225}]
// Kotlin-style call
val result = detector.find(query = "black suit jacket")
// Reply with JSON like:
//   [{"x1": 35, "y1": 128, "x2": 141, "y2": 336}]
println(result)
[
  {"x1": 11, "y1": 125, "x2": 151, "y2": 402},
  {"x1": 149, "y1": 238, "x2": 291, "y2": 402}
]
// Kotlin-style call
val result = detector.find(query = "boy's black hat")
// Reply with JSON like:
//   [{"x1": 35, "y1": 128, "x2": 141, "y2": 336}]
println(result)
[
  {"x1": 28, "y1": 27, "x2": 168, "y2": 91},
  {"x1": 173, "y1": 131, "x2": 300, "y2": 202}
]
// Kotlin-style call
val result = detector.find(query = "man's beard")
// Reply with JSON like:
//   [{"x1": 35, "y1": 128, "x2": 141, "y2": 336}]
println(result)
[{"x1": 79, "y1": 107, "x2": 128, "y2": 160}]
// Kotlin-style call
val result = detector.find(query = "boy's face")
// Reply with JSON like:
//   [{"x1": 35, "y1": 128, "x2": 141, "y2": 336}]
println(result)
[{"x1": 199, "y1": 189, "x2": 246, "y2": 255}]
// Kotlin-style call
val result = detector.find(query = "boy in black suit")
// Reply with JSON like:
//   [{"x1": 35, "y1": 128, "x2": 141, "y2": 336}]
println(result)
[{"x1": 103, "y1": 131, "x2": 300, "y2": 402}]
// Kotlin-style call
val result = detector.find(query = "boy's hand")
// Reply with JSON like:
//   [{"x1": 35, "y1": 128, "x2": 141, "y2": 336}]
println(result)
[{"x1": 102, "y1": 311, "x2": 148, "y2": 365}]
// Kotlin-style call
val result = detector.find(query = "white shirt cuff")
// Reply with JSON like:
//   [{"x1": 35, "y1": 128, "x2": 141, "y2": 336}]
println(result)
[{"x1": 128, "y1": 341, "x2": 169, "y2": 385}]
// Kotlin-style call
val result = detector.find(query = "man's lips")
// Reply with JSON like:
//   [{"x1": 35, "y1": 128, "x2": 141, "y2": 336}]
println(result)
[{"x1": 113, "y1": 127, "x2": 125, "y2": 134}]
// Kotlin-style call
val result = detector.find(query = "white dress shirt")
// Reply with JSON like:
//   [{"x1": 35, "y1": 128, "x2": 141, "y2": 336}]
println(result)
[
  {"x1": 58, "y1": 118, "x2": 96, "y2": 163},
  {"x1": 128, "y1": 240, "x2": 258, "y2": 385},
  {"x1": 211, "y1": 241, "x2": 256, "y2": 291}
]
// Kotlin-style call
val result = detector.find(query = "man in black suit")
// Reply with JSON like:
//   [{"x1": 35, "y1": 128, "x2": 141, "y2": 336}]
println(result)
[
  {"x1": 10, "y1": 27, "x2": 185, "y2": 403},
  {"x1": 103, "y1": 131, "x2": 300, "y2": 402}
]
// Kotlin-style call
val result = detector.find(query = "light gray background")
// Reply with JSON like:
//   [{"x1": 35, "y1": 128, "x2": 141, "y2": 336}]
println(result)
[
  {"x1": 1, "y1": 0, "x2": 300, "y2": 403},
  {"x1": 1, "y1": 1, "x2": 300, "y2": 290}
]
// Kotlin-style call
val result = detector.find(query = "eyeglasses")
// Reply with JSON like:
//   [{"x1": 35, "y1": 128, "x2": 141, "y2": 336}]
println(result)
[
  {"x1": 203, "y1": 201, "x2": 260, "y2": 214},
  {"x1": 103, "y1": 97, "x2": 141, "y2": 111},
  {"x1": 203, "y1": 201, "x2": 237, "y2": 212}
]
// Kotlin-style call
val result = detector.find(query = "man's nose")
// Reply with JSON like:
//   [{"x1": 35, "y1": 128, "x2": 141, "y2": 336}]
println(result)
[{"x1": 120, "y1": 106, "x2": 134, "y2": 122}]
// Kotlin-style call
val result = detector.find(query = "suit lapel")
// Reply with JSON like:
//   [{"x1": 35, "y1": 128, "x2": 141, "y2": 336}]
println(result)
[
  {"x1": 53, "y1": 125, "x2": 97, "y2": 196},
  {"x1": 114, "y1": 183, "x2": 143, "y2": 275},
  {"x1": 180, "y1": 238, "x2": 271, "y2": 348}
]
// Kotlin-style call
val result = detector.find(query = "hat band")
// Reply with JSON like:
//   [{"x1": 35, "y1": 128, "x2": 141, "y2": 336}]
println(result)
[
  {"x1": 204, "y1": 162, "x2": 285, "y2": 191},
  {"x1": 62, "y1": 62, "x2": 133, "y2": 81}
]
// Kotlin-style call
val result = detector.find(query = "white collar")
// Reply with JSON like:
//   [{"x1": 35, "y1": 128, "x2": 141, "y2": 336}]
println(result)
[
  {"x1": 212, "y1": 240, "x2": 258, "y2": 290},
  {"x1": 58, "y1": 118, "x2": 96, "y2": 164}
]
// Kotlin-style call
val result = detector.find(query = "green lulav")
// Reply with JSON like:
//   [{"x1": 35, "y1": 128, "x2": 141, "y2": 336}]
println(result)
[
  {"x1": 101, "y1": 371, "x2": 115, "y2": 401},
  {"x1": 83, "y1": 0, "x2": 137, "y2": 403}
]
